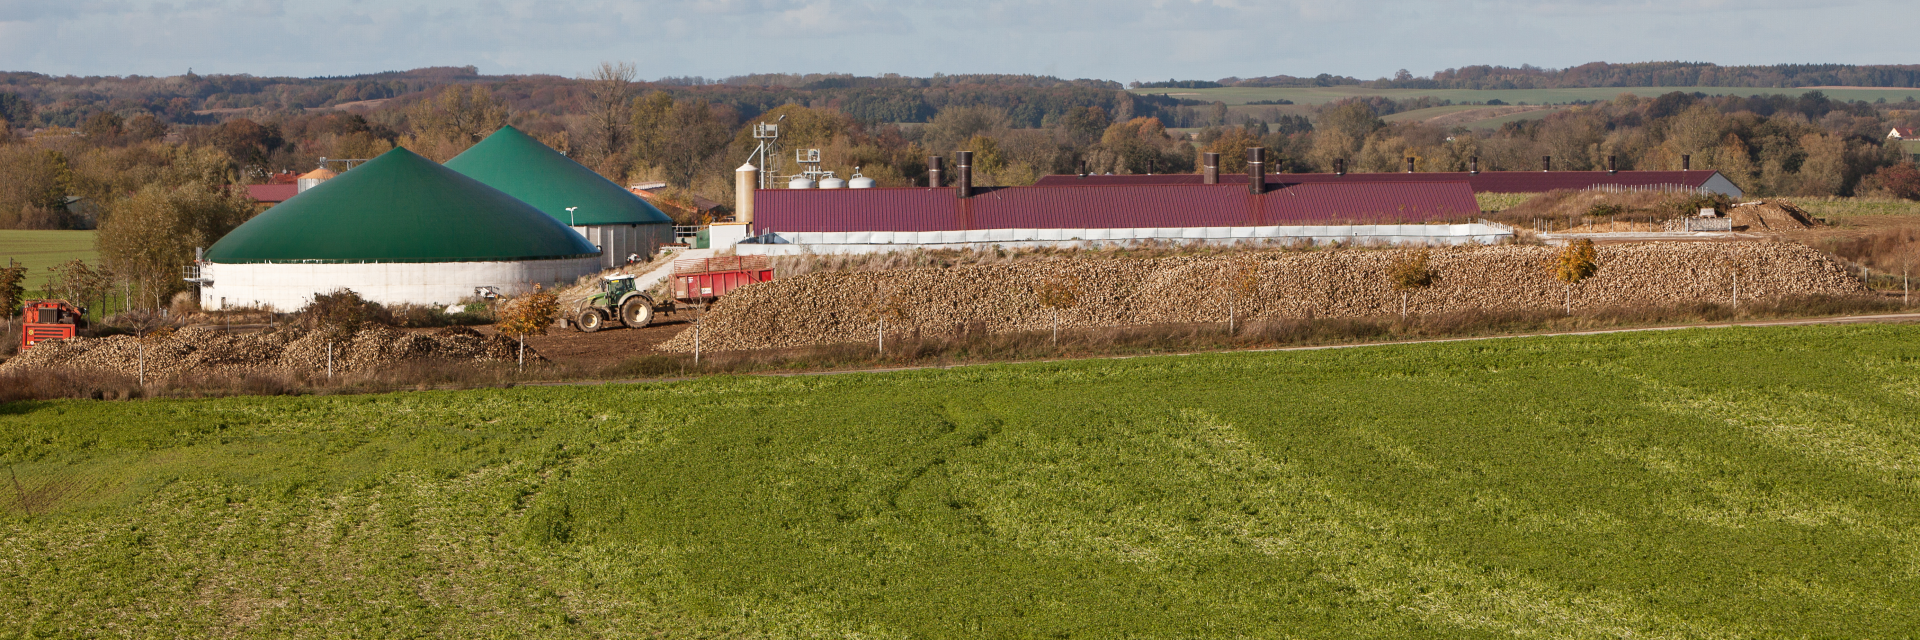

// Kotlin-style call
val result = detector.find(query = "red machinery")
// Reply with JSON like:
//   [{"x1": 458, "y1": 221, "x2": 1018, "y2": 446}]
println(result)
[
  {"x1": 671, "y1": 256, "x2": 773, "y2": 304},
  {"x1": 19, "y1": 299, "x2": 86, "y2": 351}
]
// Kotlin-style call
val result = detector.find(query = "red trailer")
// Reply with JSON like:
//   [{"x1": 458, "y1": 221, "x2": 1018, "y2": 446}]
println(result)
[
  {"x1": 19, "y1": 299, "x2": 86, "y2": 351},
  {"x1": 672, "y1": 256, "x2": 773, "y2": 304}
]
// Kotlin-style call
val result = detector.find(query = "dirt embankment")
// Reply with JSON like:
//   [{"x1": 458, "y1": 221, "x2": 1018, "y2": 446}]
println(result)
[
  {"x1": 0, "y1": 324, "x2": 530, "y2": 379},
  {"x1": 661, "y1": 243, "x2": 1863, "y2": 353}
]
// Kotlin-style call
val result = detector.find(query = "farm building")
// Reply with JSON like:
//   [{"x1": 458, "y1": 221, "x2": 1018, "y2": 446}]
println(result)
[
  {"x1": 729, "y1": 150, "x2": 1508, "y2": 254},
  {"x1": 1032, "y1": 169, "x2": 1744, "y2": 198},
  {"x1": 446, "y1": 126, "x2": 674, "y2": 268},
  {"x1": 197, "y1": 147, "x2": 601, "y2": 311}
]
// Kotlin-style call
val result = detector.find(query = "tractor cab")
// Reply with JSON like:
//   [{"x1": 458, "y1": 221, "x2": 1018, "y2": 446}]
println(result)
[{"x1": 602, "y1": 274, "x2": 637, "y2": 299}]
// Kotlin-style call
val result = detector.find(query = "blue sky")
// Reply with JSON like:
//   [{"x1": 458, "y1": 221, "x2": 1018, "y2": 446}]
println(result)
[{"x1": 2, "y1": 0, "x2": 1914, "y2": 81}]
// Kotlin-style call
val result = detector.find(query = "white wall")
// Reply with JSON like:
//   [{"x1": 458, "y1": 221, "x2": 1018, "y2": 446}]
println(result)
[
  {"x1": 733, "y1": 224, "x2": 1515, "y2": 256},
  {"x1": 199, "y1": 257, "x2": 602, "y2": 311},
  {"x1": 572, "y1": 223, "x2": 674, "y2": 269}
]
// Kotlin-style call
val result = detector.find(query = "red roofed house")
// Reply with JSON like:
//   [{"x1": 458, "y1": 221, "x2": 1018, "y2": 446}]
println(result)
[{"x1": 1890, "y1": 127, "x2": 1916, "y2": 140}]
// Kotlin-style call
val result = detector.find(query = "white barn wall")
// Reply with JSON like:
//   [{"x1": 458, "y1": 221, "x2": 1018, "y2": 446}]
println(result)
[
  {"x1": 573, "y1": 223, "x2": 674, "y2": 268},
  {"x1": 734, "y1": 224, "x2": 1515, "y2": 256},
  {"x1": 199, "y1": 257, "x2": 601, "y2": 311}
]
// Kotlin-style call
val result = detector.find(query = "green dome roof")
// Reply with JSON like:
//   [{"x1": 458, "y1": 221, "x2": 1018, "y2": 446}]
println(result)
[
  {"x1": 445, "y1": 126, "x2": 673, "y2": 226},
  {"x1": 206, "y1": 147, "x2": 600, "y2": 264}
]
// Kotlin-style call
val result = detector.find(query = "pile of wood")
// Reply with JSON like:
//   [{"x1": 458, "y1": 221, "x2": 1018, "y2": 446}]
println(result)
[
  {"x1": 0, "y1": 324, "x2": 531, "y2": 379},
  {"x1": 659, "y1": 242, "x2": 1863, "y2": 353}
]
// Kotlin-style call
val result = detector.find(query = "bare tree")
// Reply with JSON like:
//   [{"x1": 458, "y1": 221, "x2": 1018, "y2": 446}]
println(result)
[{"x1": 585, "y1": 61, "x2": 638, "y2": 170}]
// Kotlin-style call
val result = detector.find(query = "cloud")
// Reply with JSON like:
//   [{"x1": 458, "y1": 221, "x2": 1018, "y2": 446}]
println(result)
[{"x1": 0, "y1": 0, "x2": 1910, "y2": 82}]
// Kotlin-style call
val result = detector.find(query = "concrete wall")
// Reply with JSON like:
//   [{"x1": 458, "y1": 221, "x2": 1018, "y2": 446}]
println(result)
[
  {"x1": 199, "y1": 257, "x2": 602, "y2": 311},
  {"x1": 573, "y1": 223, "x2": 674, "y2": 268},
  {"x1": 733, "y1": 224, "x2": 1515, "y2": 256}
]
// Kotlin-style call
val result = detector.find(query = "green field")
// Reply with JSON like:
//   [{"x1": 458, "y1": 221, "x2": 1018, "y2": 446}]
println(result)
[
  {"x1": 1136, "y1": 85, "x2": 1920, "y2": 106},
  {"x1": 5, "y1": 325, "x2": 1920, "y2": 636},
  {"x1": 0, "y1": 230, "x2": 99, "y2": 290}
]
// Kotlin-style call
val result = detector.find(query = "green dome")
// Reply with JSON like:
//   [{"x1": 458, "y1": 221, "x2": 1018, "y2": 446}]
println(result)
[
  {"x1": 206, "y1": 147, "x2": 600, "y2": 264},
  {"x1": 445, "y1": 126, "x2": 673, "y2": 226}
]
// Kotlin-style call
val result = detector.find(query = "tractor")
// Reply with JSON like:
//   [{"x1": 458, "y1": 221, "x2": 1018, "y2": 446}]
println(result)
[{"x1": 572, "y1": 274, "x2": 656, "y2": 332}]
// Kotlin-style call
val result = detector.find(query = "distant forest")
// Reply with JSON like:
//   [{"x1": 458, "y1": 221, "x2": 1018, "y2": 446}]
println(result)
[{"x1": 1178, "y1": 62, "x2": 1920, "y2": 90}]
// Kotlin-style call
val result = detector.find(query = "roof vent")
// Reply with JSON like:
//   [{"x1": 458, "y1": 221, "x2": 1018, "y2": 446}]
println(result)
[
  {"x1": 1203, "y1": 152, "x2": 1219, "y2": 184},
  {"x1": 1469, "y1": 156, "x2": 1479, "y2": 175},
  {"x1": 789, "y1": 176, "x2": 816, "y2": 189},
  {"x1": 849, "y1": 167, "x2": 875, "y2": 189},
  {"x1": 928, "y1": 156, "x2": 944, "y2": 188},
  {"x1": 819, "y1": 176, "x2": 847, "y2": 189}
]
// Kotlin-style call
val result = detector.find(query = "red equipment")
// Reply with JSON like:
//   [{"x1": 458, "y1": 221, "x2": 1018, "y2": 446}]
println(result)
[
  {"x1": 19, "y1": 299, "x2": 86, "y2": 351},
  {"x1": 671, "y1": 256, "x2": 773, "y2": 304}
]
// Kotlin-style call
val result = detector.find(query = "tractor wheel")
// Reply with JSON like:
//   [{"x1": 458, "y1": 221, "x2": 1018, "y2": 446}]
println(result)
[
  {"x1": 620, "y1": 296, "x2": 654, "y2": 328},
  {"x1": 577, "y1": 310, "x2": 605, "y2": 333}
]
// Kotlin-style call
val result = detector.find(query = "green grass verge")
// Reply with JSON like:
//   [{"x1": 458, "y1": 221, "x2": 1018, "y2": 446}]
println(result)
[
  {"x1": 1134, "y1": 85, "x2": 1920, "y2": 106},
  {"x1": 0, "y1": 230, "x2": 99, "y2": 290},
  {"x1": 4, "y1": 324, "x2": 1920, "y2": 637}
]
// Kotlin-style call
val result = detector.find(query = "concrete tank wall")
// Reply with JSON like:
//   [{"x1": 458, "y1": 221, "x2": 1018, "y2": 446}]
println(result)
[
  {"x1": 573, "y1": 223, "x2": 674, "y2": 268},
  {"x1": 198, "y1": 257, "x2": 601, "y2": 311}
]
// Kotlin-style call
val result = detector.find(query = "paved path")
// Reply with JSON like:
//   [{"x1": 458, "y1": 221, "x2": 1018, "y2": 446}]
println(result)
[{"x1": 523, "y1": 310, "x2": 1920, "y2": 388}]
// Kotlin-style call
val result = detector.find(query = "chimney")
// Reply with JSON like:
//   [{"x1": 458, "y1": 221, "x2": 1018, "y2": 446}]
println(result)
[
  {"x1": 734, "y1": 162, "x2": 756, "y2": 226},
  {"x1": 928, "y1": 156, "x2": 944, "y2": 188},
  {"x1": 1682, "y1": 155, "x2": 1691, "y2": 171},
  {"x1": 1335, "y1": 158, "x2": 1346, "y2": 176},
  {"x1": 1607, "y1": 155, "x2": 1617, "y2": 174},
  {"x1": 1542, "y1": 155, "x2": 1552, "y2": 172},
  {"x1": 1406, "y1": 157, "x2": 1415, "y2": 173},
  {"x1": 1247, "y1": 147, "x2": 1266, "y2": 195},
  {"x1": 1469, "y1": 156, "x2": 1480, "y2": 175},
  {"x1": 956, "y1": 150, "x2": 974, "y2": 198},
  {"x1": 1203, "y1": 152, "x2": 1219, "y2": 184}
]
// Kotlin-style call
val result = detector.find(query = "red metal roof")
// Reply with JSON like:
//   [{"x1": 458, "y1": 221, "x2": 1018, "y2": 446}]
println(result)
[
  {"x1": 753, "y1": 182, "x2": 1480, "y2": 233},
  {"x1": 1032, "y1": 170, "x2": 1726, "y2": 193},
  {"x1": 246, "y1": 184, "x2": 297, "y2": 203}
]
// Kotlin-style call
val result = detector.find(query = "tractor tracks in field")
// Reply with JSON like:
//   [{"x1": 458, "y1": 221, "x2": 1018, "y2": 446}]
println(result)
[{"x1": 519, "y1": 311, "x2": 1920, "y2": 389}]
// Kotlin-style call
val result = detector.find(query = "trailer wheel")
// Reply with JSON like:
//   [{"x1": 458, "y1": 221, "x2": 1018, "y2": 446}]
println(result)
[
  {"x1": 577, "y1": 310, "x2": 605, "y2": 333},
  {"x1": 620, "y1": 296, "x2": 654, "y2": 328}
]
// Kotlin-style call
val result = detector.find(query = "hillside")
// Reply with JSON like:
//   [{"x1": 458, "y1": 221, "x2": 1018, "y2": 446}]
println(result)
[{"x1": 3, "y1": 324, "x2": 1918, "y2": 636}]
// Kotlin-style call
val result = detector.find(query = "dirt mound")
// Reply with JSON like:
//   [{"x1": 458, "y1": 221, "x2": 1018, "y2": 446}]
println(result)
[
  {"x1": 1728, "y1": 200, "x2": 1821, "y2": 231},
  {"x1": 0, "y1": 323, "x2": 533, "y2": 380},
  {"x1": 661, "y1": 242, "x2": 1862, "y2": 353}
]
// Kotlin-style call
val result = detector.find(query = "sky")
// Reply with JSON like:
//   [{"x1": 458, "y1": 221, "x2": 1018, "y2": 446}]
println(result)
[{"x1": 2, "y1": 0, "x2": 1915, "y2": 82}]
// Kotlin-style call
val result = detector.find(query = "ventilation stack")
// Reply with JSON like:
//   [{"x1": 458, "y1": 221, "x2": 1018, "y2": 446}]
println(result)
[
  {"x1": 1247, "y1": 147, "x2": 1266, "y2": 195},
  {"x1": 928, "y1": 156, "x2": 944, "y2": 188},
  {"x1": 956, "y1": 151, "x2": 974, "y2": 198},
  {"x1": 1203, "y1": 152, "x2": 1219, "y2": 184}
]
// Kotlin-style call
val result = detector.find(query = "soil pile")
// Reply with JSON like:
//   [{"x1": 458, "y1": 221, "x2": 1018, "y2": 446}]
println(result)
[
  {"x1": 660, "y1": 242, "x2": 1863, "y2": 353},
  {"x1": 0, "y1": 324, "x2": 533, "y2": 379},
  {"x1": 1729, "y1": 200, "x2": 1820, "y2": 231}
]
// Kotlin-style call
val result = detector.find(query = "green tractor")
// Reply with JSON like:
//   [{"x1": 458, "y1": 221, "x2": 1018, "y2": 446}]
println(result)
[{"x1": 573, "y1": 274, "x2": 656, "y2": 332}]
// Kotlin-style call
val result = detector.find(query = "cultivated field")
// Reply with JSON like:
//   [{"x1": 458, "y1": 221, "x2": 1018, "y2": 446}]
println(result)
[
  {"x1": 0, "y1": 230, "x2": 98, "y2": 290},
  {"x1": 1134, "y1": 85, "x2": 1920, "y2": 106},
  {"x1": 2, "y1": 325, "x2": 1918, "y2": 636}
]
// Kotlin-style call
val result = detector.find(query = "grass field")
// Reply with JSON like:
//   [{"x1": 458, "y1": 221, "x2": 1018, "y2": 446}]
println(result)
[
  {"x1": 1791, "y1": 197, "x2": 1920, "y2": 221},
  {"x1": 4, "y1": 324, "x2": 1920, "y2": 637},
  {"x1": 1135, "y1": 85, "x2": 1920, "y2": 107},
  {"x1": 0, "y1": 230, "x2": 98, "y2": 290}
]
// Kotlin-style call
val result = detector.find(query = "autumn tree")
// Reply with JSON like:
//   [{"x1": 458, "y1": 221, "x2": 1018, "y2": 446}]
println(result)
[
  {"x1": 1221, "y1": 259, "x2": 1260, "y2": 333},
  {"x1": 96, "y1": 182, "x2": 253, "y2": 309},
  {"x1": 496, "y1": 285, "x2": 560, "y2": 368},
  {"x1": 1389, "y1": 248, "x2": 1438, "y2": 319},
  {"x1": 404, "y1": 85, "x2": 508, "y2": 160},
  {"x1": 1552, "y1": 239, "x2": 1599, "y2": 314},
  {"x1": 0, "y1": 260, "x2": 25, "y2": 318},
  {"x1": 1034, "y1": 273, "x2": 1080, "y2": 344}
]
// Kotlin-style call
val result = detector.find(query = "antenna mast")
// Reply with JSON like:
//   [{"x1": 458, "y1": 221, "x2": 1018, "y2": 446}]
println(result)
[{"x1": 751, "y1": 121, "x2": 781, "y2": 189}]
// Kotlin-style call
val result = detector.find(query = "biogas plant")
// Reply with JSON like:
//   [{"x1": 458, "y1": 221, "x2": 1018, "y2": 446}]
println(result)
[{"x1": 194, "y1": 127, "x2": 672, "y2": 311}]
